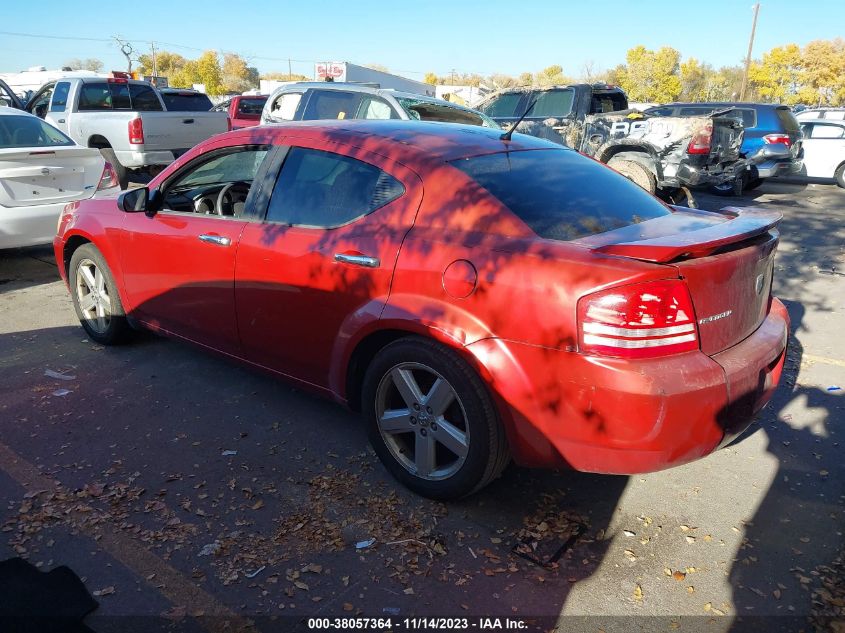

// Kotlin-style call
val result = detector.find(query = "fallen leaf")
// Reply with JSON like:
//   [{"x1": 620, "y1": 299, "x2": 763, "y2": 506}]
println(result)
[
  {"x1": 403, "y1": 587, "x2": 414, "y2": 595},
  {"x1": 773, "y1": 589, "x2": 781, "y2": 599},
  {"x1": 633, "y1": 584, "x2": 643, "y2": 602},
  {"x1": 686, "y1": 536, "x2": 696, "y2": 544},
  {"x1": 343, "y1": 603, "x2": 354, "y2": 612},
  {"x1": 687, "y1": 586, "x2": 695, "y2": 594},
  {"x1": 623, "y1": 530, "x2": 636, "y2": 537},
  {"x1": 93, "y1": 586, "x2": 114, "y2": 597},
  {"x1": 673, "y1": 571, "x2": 686, "y2": 581},
  {"x1": 294, "y1": 581, "x2": 309, "y2": 591},
  {"x1": 624, "y1": 549, "x2": 637, "y2": 561},
  {"x1": 251, "y1": 500, "x2": 264, "y2": 510}
]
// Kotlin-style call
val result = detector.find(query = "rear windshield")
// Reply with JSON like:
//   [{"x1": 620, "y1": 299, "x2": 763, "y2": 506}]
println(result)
[
  {"x1": 78, "y1": 82, "x2": 163, "y2": 111},
  {"x1": 0, "y1": 115, "x2": 74, "y2": 148},
  {"x1": 161, "y1": 92, "x2": 214, "y2": 111},
  {"x1": 397, "y1": 98, "x2": 497, "y2": 128},
  {"x1": 451, "y1": 149, "x2": 671, "y2": 241},
  {"x1": 775, "y1": 107, "x2": 801, "y2": 134},
  {"x1": 238, "y1": 98, "x2": 267, "y2": 116}
]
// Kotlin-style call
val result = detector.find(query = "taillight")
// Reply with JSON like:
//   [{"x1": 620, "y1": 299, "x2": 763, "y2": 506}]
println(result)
[
  {"x1": 687, "y1": 122, "x2": 712, "y2": 154},
  {"x1": 763, "y1": 133, "x2": 791, "y2": 147},
  {"x1": 57, "y1": 200, "x2": 80, "y2": 233},
  {"x1": 577, "y1": 279, "x2": 699, "y2": 359},
  {"x1": 128, "y1": 118, "x2": 144, "y2": 145},
  {"x1": 98, "y1": 162, "x2": 119, "y2": 190},
  {"x1": 227, "y1": 116, "x2": 233, "y2": 132}
]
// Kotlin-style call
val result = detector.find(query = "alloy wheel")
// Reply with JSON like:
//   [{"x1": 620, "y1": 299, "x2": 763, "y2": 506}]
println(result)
[{"x1": 75, "y1": 258, "x2": 112, "y2": 334}]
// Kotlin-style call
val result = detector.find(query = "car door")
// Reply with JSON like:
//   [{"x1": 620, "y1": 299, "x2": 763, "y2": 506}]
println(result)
[
  {"x1": 44, "y1": 81, "x2": 72, "y2": 134},
  {"x1": 235, "y1": 138, "x2": 423, "y2": 390},
  {"x1": 119, "y1": 139, "x2": 271, "y2": 354},
  {"x1": 26, "y1": 82, "x2": 55, "y2": 119},
  {"x1": 800, "y1": 122, "x2": 845, "y2": 178}
]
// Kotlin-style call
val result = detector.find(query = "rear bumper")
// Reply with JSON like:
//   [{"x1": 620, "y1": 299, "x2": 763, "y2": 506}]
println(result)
[
  {"x1": 113, "y1": 149, "x2": 187, "y2": 169},
  {"x1": 0, "y1": 201, "x2": 68, "y2": 249},
  {"x1": 465, "y1": 298, "x2": 789, "y2": 474},
  {"x1": 747, "y1": 145, "x2": 803, "y2": 179},
  {"x1": 675, "y1": 159, "x2": 746, "y2": 187}
]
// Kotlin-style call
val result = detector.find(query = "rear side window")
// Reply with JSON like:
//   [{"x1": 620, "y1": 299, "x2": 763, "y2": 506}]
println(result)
[
  {"x1": 161, "y1": 92, "x2": 212, "y2": 111},
  {"x1": 480, "y1": 92, "x2": 523, "y2": 117},
  {"x1": 0, "y1": 115, "x2": 74, "y2": 148},
  {"x1": 531, "y1": 89, "x2": 574, "y2": 118},
  {"x1": 679, "y1": 107, "x2": 713, "y2": 116},
  {"x1": 78, "y1": 84, "x2": 113, "y2": 110},
  {"x1": 723, "y1": 108, "x2": 756, "y2": 128},
  {"x1": 775, "y1": 107, "x2": 801, "y2": 134},
  {"x1": 237, "y1": 98, "x2": 267, "y2": 115},
  {"x1": 451, "y1": 149, "x2": 671, "y2": 241},
  {"x1": 302, "y1": 90, "x2": 362, "y2": 120},
  {"x1": 806, "y1": 124, "x2": 845, "y2": 139},
  {"x1": 266, "y1": 147, "x2": 405, "y2": 227},
  {"x1": 50, "y1": 82, "x2": 70, "y2": 112}
]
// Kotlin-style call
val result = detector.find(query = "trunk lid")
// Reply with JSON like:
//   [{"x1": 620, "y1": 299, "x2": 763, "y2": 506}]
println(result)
[
  {"x1": 709, "y1": 115, "x2": 744, "y2": 164},
  {"x1": 579, "y1": 206, "x2": 782, "y2": 355},
  {"x1": 0, "y1": 146, "x2": 103, "y2": 207}
]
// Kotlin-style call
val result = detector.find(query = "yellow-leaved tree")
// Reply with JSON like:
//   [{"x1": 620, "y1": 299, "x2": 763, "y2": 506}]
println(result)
[
  {"x1": 617, "y1": 46, "x2": 682, "y2": 102},
  {"x1": 747, "y1": 44, "x2": 802, "y2": 104}
]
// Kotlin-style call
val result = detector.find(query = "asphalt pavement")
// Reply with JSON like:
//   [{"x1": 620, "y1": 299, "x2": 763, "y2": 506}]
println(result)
[{"x1": 0, "y1": 179, "x2": 842, "y2": 633}]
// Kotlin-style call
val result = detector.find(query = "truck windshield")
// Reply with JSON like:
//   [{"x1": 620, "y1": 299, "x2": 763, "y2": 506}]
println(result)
[
  {"x1": 161, "y1": 92, "x2": 214, "y2": 111},
  {"x1": 450, "y1": 149, "x2": 670, "y2": 241},
  {"x1": 479, "y1": 92, "x2": 523, "y2": 117}
]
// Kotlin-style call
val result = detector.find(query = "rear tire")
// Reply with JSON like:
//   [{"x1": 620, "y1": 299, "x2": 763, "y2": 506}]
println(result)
[
  {"x1": 744, "y1": 177, "x2": 763, "y2": 191},
  {"x1": 835, "y1": 163, "x2": 845, "y2": 189},
  {"x1": 608, "y1": 158, "x2": 657, "y2": 194},
  {"x1": 69, "y1": 244, "x2": 131, "y2": 345},
  {"x1": 362, "y1": 337, "x2": 509, "y2": 500},
  {"x1": 99, "y1": 147, "x2": 129, "y2": 190},
  {"x1": 709, "y1": 174, "x2": 744, "y2": 196}
]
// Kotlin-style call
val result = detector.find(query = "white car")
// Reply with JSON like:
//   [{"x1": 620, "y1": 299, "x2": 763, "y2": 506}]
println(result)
[
  {"x1": 798, "y1": 119, "x2": 845, "y2": 188},
  {"x1": 0, "y1": 107, "x2": 117, "y2": 249}
]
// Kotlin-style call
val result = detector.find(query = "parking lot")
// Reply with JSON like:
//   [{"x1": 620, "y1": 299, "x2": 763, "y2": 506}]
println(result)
[{"x1": 0, "y1": 180, "x2": 843, "y2": 632}]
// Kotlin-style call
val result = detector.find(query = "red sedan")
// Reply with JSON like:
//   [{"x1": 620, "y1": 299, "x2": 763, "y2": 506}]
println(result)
[{"x1": 54, "y1": 121, "x2": 789, "y2": 499}]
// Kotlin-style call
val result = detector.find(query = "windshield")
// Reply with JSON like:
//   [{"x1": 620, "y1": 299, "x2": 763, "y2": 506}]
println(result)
[
  {"x1": 396, "y1": 98, "x2": 498, "y2": 128},
  {"x1": 161, "y1": 92, "x2": 214, "y2": 111},
  {"x1": 0, "y1": 115, "x2": 75, "y2": 148},
  {"x1": 451, "y1": 149, "x2": 671, "y2": 241},
  {"x1": 479, "y1": 92, "x2": 523, "y2": 118}
]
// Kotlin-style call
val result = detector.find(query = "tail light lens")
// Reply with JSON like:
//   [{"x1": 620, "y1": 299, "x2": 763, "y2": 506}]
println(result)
[
  {"x1": 128, "y1": 118, "x2": 144, "y2": 145},
  {"x1": 57, "y1": 200, "x2": 80, "y2": 233},
  {"x1": 227, "y1": 116, "x2": 233, "y2": 132},
  {"x1": 577, "y1": 280, "x2": 699, "y2": 359},
  {"x1": 98, "y1": 162, "x2": 119, "y2": 190},
  {"x1": 687, "y1": 122, "x2": 712, "y2": 154},
  {"x1": 763, "y1": 133, "x2": 791, "y2": 147}
]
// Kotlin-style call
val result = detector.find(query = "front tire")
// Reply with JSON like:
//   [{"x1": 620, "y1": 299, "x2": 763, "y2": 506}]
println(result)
[
  {"x1": 69, "y1": 244, "x2": 131, "y2": 345},
  {"x1": 362, "y1": 337, "x2": 509, "y2": 499},
  {"x1": 835, "y1": 163, "x2": 845, "y2": 189}
]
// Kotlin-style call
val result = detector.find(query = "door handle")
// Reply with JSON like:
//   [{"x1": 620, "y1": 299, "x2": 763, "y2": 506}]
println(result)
[
  {"x1": 57, "y1": 118, "x2": 66, "y2": 124},
  {"x1": 183, "y1": 118, "x2": 195, "y2": 124},
  {"x1": 334, "y1": 253, "x2": 379, "y2": 268},
  {"x1": 198, "y1": 234, "x2": 231, "y2": 246}
]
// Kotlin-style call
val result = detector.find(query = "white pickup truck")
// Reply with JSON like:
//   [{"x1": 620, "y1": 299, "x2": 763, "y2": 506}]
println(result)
[{"x1": 26, "y1": 76, "x2": 228, "y2": 188}]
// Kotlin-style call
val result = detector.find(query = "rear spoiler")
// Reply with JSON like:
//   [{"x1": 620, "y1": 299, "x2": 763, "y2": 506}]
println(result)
[{"x1": 593, "y1": 207, "x2": 782, "y2": 263}]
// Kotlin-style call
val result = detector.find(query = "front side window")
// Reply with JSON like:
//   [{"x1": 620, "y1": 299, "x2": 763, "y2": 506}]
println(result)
[
  {"x1": 50, "y1": 82, "x2": 70, "y2": 112},
  {"x1": 451, "y1": 149, "x2": 671, "y2": 241},
  {"x1": 266, "y1": 147, "x2": 405, "y2": 228},
  {"x1": 531, "y1": 89, "x2": 574, "y2": 118},
  {"x1": 0, "y1": 115, "x2": 75, "y2": 148},
  {"x1": 160, "y1": 147, "x2": 269, "y2": 216}
]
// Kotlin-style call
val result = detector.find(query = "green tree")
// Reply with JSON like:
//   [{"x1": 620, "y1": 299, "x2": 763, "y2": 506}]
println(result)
[
  {"x1": 747, "y1": 44, "x2": 802, "y2": 104},
  {"x1": 536, "y1": 64, "x2": 569, "y2": 86},
  {"x1": 617, "y1": 45, "x2": 682, "y2": 102},
  {"x1": 260, "y1": 72, "x2": 310, "y2": 82},
  {"x1": 221, "y1": 53, "x2": 259, "y2": 93}
]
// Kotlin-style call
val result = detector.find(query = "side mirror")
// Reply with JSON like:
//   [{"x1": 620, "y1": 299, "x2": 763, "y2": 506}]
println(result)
[{"x1": 118, "y1": 187, "x2": 149, "y2": 213}]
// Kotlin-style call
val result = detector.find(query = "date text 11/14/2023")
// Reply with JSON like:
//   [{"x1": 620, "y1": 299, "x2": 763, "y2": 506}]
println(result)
[{"x1": 307, "y1": 617, "x2": 530, "y2": 630}]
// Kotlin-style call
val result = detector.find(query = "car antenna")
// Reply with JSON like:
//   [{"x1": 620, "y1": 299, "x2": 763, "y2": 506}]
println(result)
[{"x1": 500, "y1": 97, "x2": 538, "y2": 142}]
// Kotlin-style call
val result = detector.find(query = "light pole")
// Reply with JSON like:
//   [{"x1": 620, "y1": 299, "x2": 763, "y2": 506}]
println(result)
[{"x1": 739, "y1": 3, "x2": 761, "y2": 101}]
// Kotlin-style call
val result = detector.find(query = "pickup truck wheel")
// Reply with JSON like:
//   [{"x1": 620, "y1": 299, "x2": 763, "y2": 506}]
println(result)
[
  {"x1": 835, "y1": 163, "x2": 845, "y2": 189},
  {"x1": 608, "y1": 158, "x2": 656, "y2": 194},
  {"x1": 99, "y1": 148, "x2": 129, "y2": 190}
]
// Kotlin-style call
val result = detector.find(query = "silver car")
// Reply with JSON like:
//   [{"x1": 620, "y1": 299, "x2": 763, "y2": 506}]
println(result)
[{"x1": 260, "y1": 82, "x2": 499, "y2": 128}]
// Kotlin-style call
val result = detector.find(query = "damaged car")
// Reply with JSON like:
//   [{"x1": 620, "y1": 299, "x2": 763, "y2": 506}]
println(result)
[{"x1": 477, "y1": 83, "x2": 748, "y2": 200}]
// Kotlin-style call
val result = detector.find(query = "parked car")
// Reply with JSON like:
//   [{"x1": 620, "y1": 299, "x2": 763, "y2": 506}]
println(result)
[
  {"x1": 796, "y1": 108, "x2": 845, "y2": 122},
  {"x1": 54, "y1": 120, "x2": 788, "y2": 499},
  {"x1": 646, "y1": 102, "x2": 803, "y2": 192},
  {"x1": 260, "y1": 82, "x2": 499, "y2": 128},
  {"x1": 0, "y1": 79, "x2": 23, "y2": 110},
  {"x1": 212, "y1": 95, "x2": 268, "y2": 130},
  {"x1": 798, "y1": 119, "x2": 845, "y2": 187},
  {"x1": 477, "y1": 84, "x2": 747, "y2": 200},
  {"x1": 157, "y1": 88, "x2": 214, "y2": 112},
  {"x1": 0, "y1": 107, "x2": 117, "y2": 249},
  {"x1": 25, "y1": 76, "x2": 229, "y2": 189}
]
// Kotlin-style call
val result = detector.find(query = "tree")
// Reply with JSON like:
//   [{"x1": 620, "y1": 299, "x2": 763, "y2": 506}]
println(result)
[
  {"x1": 424, "y1": 72, "x2": 439, "y2": 85},
  {"x1": 194, "y1": 51, "x2": 224, "y2": 96},
  {"x1": 799, "y1": 38, "x2": 845, "y2": 106},
  {"x1": 221, "y1": 53, "x2": 259, "y2": 93},
  {"x1": 261, "y1": 72, "x2": 310, "y2": 82},
  {"x1": 747, "y1": 44, "x2": 802, "y2": 104},
  {"x1": 679, "y1": 58, "x2": 713, "y2": 101},
  {"x1": 536, "y1": 65, "x2": 568, "y2": 86},
  {"x1": 137, "y1": 51, "x2": 187, "y2": 78},
  {"x1": 64, "y1": 58, "x2": 104, "y2": 72},
  {"x1": 617, "y1": 45, "x2": 682, "y2": 102}
]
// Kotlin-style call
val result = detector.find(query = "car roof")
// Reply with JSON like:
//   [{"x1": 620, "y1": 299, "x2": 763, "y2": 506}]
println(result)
[
  {"x1": 0, "y1": 105, "x2": 37, "y2": 118},
  {"x1": 243, "y1": 119, "x2": 561, "y2": 163},
  {"x1": 655, "y1": 102, "x2": 783, "y2": 109}
]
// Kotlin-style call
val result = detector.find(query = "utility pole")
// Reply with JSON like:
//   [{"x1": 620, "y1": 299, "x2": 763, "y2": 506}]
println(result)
[
  {"x1": 288, "y1": 58, "x2": 292, "y2": 79},
  {"x1": 739, "y1": 3, "x2": 761, "y2": 102},
  {"x1": 151, "y1": 41, "x2": 158, "y2": 77},
  {"x1": 450, "y1": 68, "x2": 455, "y2": 85}
]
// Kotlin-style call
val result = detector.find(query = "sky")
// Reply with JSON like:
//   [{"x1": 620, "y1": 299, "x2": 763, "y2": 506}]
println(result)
[{"x1": 1, "y1": 0, "x2": 842, "y2": 81}]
